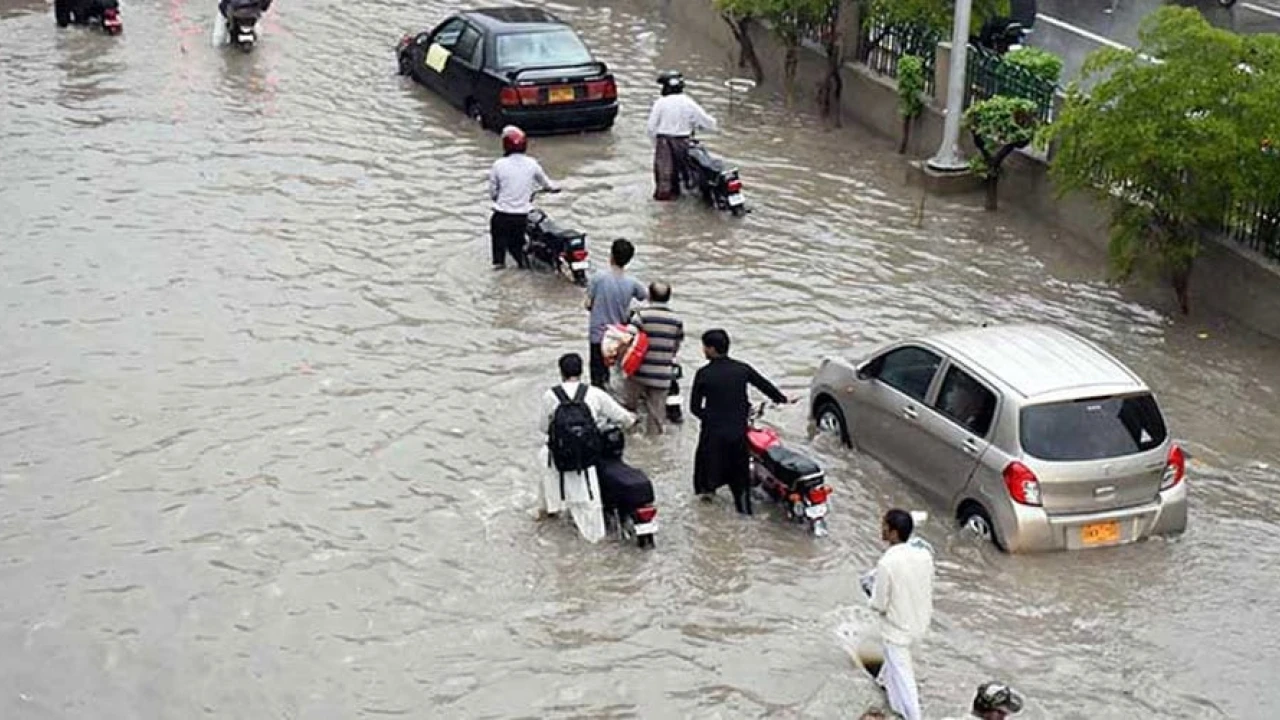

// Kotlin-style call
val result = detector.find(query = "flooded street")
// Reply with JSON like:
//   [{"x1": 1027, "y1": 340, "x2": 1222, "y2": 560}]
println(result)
[{"x1": 4, "y1": 0, "x2": 1280, "y2": 717}]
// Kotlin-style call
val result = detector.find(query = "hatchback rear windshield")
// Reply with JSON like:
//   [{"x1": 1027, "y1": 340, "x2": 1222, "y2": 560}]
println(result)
[
  {"x1": 1020, "y1": 393, "x2": 1168, "y2": 461},
  {"x1": 495, "y1": 29, "x2": 593, "y2": 69}
]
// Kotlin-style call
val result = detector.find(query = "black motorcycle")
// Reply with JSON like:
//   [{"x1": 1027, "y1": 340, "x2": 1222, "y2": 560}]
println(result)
[
  {"x1": 682, "y1": 137, "x2": 748, "y2": 217},
  {"x1": 222, "y1": 0, "x2": 272, "y2": 53},
  {"x1": 597, "y1": 427, "x2": 658, "y2": 548},
  {"x1": 54, "y1": 0, "x2": 122, "y2": 34},
  {"x1": 976, "y1": 0, "x2": 1037, "y2": 55},
  {"x1": 524, "y1": 205, "x2": 590, "y2": 286}
]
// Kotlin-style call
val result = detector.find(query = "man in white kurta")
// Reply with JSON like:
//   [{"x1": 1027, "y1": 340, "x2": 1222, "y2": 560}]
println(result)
[
  {"x1": 538, "y1": 353, "x2": 635, "y2": 543},
  {"x1": 868, "y1": 509, "x2": 935, "y2": 720}
]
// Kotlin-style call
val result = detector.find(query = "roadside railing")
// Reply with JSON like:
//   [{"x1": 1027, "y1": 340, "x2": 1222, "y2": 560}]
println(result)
[
  {"x1": 1226, "y1": 200, "x2": 1280, "y2": 262},
  {"x1": 964, "y1": 45, "x2": 1058, "y2": 124},
  {"x1": 856, "y1": 21, "x2": 942, "y2": 96}
]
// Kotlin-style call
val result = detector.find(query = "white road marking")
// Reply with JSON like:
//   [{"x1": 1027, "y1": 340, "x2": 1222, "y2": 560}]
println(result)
[
  {"x1": 1036, "y1": 13, "x2": 1132, "y2": 50},
  {"x1": 1242, "y1": 2, "x2": 1280, "y2": 20},
  {"x1": 1035, "y1": 13, "x2": 1164, "y2": 64}
]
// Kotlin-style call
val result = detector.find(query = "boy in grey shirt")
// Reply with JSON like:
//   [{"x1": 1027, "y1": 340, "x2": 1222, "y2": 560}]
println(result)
[{"x1": 585, "y1": 239, "x2": 647, "y2": 388}]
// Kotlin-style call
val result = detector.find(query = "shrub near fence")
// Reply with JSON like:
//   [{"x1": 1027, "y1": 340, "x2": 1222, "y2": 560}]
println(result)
[
  {"x1": 856, "y1": 21, "x2": 942, "y2": 96},
  {"x1": 964, "y1": 45, "x2": 1057, "y2": 124}
]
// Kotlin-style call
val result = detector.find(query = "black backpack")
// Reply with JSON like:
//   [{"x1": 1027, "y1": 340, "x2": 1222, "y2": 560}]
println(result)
[{"x1": 548, "y1": 384, "x2": 603, "y2": 474}]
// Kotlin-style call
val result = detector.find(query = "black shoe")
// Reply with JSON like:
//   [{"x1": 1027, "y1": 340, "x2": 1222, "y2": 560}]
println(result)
[{"x1": 492, "y1": 263, "x2": 505, "y2": 270}]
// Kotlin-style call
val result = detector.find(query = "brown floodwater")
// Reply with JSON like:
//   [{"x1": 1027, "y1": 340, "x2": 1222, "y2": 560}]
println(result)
[{"x1": 3, "y1": 0, "x2": 1279, "y2": 717}]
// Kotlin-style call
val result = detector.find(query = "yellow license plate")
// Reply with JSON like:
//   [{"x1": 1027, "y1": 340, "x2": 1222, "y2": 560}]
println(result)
[
  {"x1": 1080, "y1": 521, "x2": 1121, "y2": 546},
  {"x1": 548, "y1": 86, "x2": 575, "y2": 103}
]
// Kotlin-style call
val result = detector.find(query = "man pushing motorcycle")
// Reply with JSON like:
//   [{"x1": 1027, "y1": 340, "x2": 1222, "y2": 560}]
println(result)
[{"x1": 647, "y1": 72, "x2": 717, "y2": 201}]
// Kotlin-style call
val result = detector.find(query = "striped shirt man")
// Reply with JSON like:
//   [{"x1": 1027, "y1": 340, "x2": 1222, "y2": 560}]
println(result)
[{"x1": 623, "y1": 286, "x2": 684, "y2": 434}]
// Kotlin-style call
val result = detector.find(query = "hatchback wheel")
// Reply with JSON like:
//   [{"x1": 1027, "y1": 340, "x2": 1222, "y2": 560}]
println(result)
[
  {"x1": 959, "y1": 504, "x2": 1004, "y2": 551},
  {"x1": 814, "y1": 398, "x2": 850, "y2": 447}
]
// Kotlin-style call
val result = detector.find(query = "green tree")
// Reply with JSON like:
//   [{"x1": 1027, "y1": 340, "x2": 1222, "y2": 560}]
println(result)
[
  {"x1": 965, "y1": 96, "x2": 1039, "y2": 211},
  {"x1": 1044, "y1": 7, "x2": 1280, "y2": 314},
  {"x1": 761, "y1": 0, "x2": 829, "y2": 100},
  {"x1": 860, "y1": 0, "x2": 1009, "y2": 38},
  {"x1": 896, "y1": 54, "x2": 927, "y2": 153},
  {"x1": 716, "y1": 0, "x2": 766, "y2": 83}
]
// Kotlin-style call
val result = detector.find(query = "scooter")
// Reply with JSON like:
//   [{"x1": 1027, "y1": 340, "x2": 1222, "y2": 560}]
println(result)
[
  {"x1": 976, "y1": 0, "x2": 1036, "y2": 55},
  {"x1": 683, "y1": 135, "x2": 748, "y2": 216},
  {"x1": 54, "y1": 0, "x2": 122, "y2": 34},
  {"x1": 222, "y1": 0, "x2": 271, "y2": 53},
  {"x1": 597, "y1": 426, "x2": 658, "y2": 548},
  {"x1": 525, "y1": 190, "x2": 590, "y2": 286},
  {"x1": 747, "y1": 403, "x2": 832, "y2": 537}
]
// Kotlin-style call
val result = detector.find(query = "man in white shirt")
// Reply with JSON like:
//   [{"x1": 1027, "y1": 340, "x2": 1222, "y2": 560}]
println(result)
[
  {"x1": 646, "y1": 72, "x2": 717, "y2": 201},
  {"x1": 488, "y1": 125, "x2": 559, "y2": 269},
  {"x1": 537, "y1": 353, "x2": 635, "y2": 542},
  {"x1": 867, "y1": 508, "x2": 935, "y2": 720}
]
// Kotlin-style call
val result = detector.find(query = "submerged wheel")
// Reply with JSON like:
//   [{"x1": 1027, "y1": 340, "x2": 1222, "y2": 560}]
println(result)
[
  {"x1": 638, "y1": 534, "x2": 655, "y2": 549},
  {"x1": 814, "y1": 398, "x2": 850, "y2": 447},
  {"x1": 466, "y1": 101, "x2": 487, "y2": 130},
  {"x1": 959, "y1": 502, "x2": 1005, "y2": 551},
  {"x1": 730, "y1": 205, "x2": 746, "y2": 217}
]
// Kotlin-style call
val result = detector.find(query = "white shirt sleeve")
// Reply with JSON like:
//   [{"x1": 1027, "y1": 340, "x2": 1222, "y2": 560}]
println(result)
[
  {"x1": 592, "y1": 389, "x2": 637, "y2": 428},
  {"x1": 488, "y1": 161, "x2": 500, "y2": 202},
  {"x1": 689, "y1": 98, "x2": 717, "y2": 133},
  {"x1": 869, "y1": 555, "x2": 891, "y2": 614},
  {"x1": 532, "y1": 159, "x2": 557, "y2": 192},
  {"x1": 646, "y1": 100, "x2": 662, "y2": 142},
  {"x1": 538, "y1": 389, "x2": 557, "y2": 435}
]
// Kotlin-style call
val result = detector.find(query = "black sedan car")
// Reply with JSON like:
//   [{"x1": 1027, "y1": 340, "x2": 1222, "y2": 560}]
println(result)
[{"x1": 397, "y1": 7, "x2": 618, "y2": 134}]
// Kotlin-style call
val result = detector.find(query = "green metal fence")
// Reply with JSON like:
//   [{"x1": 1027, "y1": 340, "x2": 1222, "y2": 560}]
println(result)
[
  {"x1": 1226, "y1": 200, "x2": 1280, "y2": 262},
  {"x1": 964, "y1": 45, "x2": 1057, "y2": 124},
  {"x1": 856, "y1": 22, "x2": 942, "y2": 96}
]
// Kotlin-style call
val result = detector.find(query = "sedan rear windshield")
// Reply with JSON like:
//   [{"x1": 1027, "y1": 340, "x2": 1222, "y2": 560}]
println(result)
[
  {"x1": 495, "y1": 29, "x2": 593, "y2": 69},
  {"x1": 1020, "y1": 393, "x2": 1168, "y2": 461}
]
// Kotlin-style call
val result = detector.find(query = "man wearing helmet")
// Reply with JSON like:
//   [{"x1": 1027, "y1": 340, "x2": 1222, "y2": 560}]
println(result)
[
  {"x1": 488, "y1": 126, "x2": 560, "y2": 269},
  {"x1": 646, "y1": 72, "x2": 718, "y2": 201}
]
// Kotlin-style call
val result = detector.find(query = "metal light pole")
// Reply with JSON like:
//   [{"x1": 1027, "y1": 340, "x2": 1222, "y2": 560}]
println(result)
[{"x1": 927, "y1": 0, "x2": 974, "y2": 172}]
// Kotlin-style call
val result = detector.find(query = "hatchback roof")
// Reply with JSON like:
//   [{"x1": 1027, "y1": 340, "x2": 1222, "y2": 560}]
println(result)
[
  {"x1": 928, "y1": 324, "x2": 1145, "y2": 400},
  {"x1": 465, "y1": 7, "x2": 567, "y2": 33}
]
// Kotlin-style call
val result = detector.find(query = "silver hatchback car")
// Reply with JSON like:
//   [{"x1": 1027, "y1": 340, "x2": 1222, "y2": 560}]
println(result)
[{"x1": 809, "y1": 324, "x2": 1188, "y2": 553}]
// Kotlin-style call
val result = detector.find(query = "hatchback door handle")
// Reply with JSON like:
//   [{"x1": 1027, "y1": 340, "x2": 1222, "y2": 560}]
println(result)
[
  {"x1": 902, "y1": 406, "x2": 918, "y2": 420},
  {"x1": 963, "y1": 439, "x2": 980, "y2": 455}
]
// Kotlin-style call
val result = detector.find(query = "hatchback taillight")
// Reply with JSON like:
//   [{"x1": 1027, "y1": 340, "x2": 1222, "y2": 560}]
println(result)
[
  {"x1": 1161, "y1": 444, "x2": 1186, "y2": 490},
  {"x1": 1002, "y1": 462, "x2": 1042, "y2": 506}
]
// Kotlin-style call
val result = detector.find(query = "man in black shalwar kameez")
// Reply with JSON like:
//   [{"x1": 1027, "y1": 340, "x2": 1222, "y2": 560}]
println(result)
[{"x1": 690, "y1": 329, "x2": 792, "y2": 515}]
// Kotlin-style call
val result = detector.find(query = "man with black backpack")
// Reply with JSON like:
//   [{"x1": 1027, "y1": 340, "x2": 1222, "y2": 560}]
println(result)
[{"x1": 538, "y1": 353, "x2": 636, "y2": 542}]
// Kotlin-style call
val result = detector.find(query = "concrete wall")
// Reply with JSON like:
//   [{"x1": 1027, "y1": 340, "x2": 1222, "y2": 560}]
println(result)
[{"x1": 660, "y1": 0, "x2": 1280, "y2": 341}]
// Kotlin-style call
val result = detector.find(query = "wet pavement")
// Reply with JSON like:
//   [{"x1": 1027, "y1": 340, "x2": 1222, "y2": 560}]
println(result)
[
  {"x1": 1032, "y1": 0, "x2": 1280, "y2": 82},
  {"x1": 3, "y1": 0, "x2": 1280, "y2": 717}
]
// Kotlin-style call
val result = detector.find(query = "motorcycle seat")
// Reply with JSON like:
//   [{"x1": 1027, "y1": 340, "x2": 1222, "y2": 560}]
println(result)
[
  {"x1": 597, "y1": 459, "x2": 655, "y2": 510},
  {"x1": 761, "y1": 445, "x2": 823, "y2": 487},
  {"x1": 529, "y1": 214, "x2": 583, "y2": 241},
  {"x1": 686, "y1": 145, "x2": 726, "y2": 174}
]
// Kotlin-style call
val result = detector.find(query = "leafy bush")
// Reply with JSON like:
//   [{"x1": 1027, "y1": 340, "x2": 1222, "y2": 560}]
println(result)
[{"x1": 1004, "y1": 46, "x2": 1064, "y2": 86}]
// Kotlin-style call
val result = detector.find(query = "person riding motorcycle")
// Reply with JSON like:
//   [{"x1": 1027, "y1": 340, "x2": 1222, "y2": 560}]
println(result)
[
  {"x1": 489, "y1": 126, "x2": 560, "y2": 269},
  {"x1": 646, "y1": 71, "x2": 717, "y2": 201}
]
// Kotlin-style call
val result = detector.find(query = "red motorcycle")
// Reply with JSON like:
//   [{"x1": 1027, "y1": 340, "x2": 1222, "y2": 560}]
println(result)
[{"x1": 746, "y1": 403, "x2": 832, "y2": 537}]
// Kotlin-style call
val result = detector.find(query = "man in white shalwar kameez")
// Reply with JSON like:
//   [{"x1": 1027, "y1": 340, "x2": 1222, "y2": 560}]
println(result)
[
  {"x1": 867, "y1": 508, "x2": 935, "y2": 720},
  {"x1": 538, "y1": 352, "x2": 635, "y2": 543}
]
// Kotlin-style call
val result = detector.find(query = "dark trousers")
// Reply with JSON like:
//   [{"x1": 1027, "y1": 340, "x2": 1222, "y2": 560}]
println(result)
[
  {"x1": 589, "y1": 342, "x2": 609, "y2": 388},
  {"x1": 694, "y1": 431, "x2": 752, "y2": 515},
  {"x1": 490, "y1": 211, "x2": 528, "y2": 268}
]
